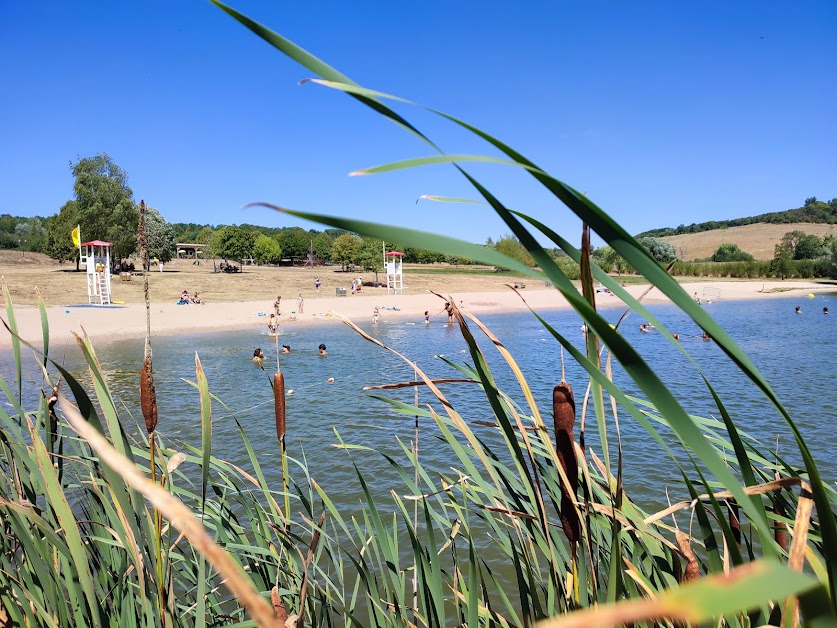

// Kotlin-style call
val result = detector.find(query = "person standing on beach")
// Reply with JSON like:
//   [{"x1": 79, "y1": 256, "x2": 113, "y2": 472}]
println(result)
[
  {"x1": 274, "y1": 295, "x2": 281, "y2": 318},
  {"x1": 424, "y1": 311, "x2": 430, "y2": 325},
  {"x1": 315, "y1": 276, "x2": 321, "y2": 292},
  {"x1": 297, "y1": 293, "x2": 304, "y2": 314},
  {"x1": 373, "y1": 306, "x2": 379, "y2": 324}
]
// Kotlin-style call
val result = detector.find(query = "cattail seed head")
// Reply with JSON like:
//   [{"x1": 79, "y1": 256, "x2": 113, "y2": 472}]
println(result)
[
  {"x1": 676, "y1": 530, "x2": 700, "y2": 582},
  {"x1": 553, "y1": 381, "x2": 579, "y2": 544},
  {"x1": 140, "y1": 354, "x2": 158, "y2": 433},
  {"x1": 274, "y1": 372, "x2": 286, "y2": 441}
]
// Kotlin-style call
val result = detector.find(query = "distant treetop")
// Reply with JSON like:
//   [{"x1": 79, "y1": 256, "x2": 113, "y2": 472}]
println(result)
[{"x1": 636, "y1": 197, "x2": 837, "y2": 238}]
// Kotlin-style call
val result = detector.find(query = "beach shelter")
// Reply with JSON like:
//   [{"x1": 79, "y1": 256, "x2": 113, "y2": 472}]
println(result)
[
  {"x1": 385, "y1": 251, "x2": 404, "y2": 294},
  {"x1": 81, "y1": 239, "x2": 114, "y2": 305}
]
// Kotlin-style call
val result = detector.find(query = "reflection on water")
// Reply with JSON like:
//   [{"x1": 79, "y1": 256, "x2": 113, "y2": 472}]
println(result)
[{"x1": 2, "y1": 294, "x2": 836, "y2": 511}]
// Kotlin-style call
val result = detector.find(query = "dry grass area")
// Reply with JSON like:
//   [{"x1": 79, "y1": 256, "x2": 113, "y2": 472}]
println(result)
[
  {"x1": 660, "y1": 222, "x2": 837, "y2": 261},
  {"x1": 1, "y1": 253, "x2": 533, "y2": 307}
]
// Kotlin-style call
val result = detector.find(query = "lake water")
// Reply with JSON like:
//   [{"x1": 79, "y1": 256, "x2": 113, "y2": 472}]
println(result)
[{"x1": 3, "y1": 294, "x2": 836, "y2": 514}]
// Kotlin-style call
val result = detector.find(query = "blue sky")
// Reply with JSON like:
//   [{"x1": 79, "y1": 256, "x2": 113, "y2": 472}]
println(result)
[{"x1": 1, "y1": 1, "x2": 834, "y2": 244}]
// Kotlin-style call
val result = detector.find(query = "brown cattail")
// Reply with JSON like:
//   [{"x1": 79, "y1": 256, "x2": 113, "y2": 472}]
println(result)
[
  {"x1": 553, "y1": 382, "x2": 579, "y2": 544},
  {"x1": 140, "y1": 354, "x2": 158, "y2": 434},
  {"x1": 676, "y1": 530, "x2": 700, "y2": 582},
  {"x1": 728, "y1": 500, "x2": 741, "y2": 545},
  {"x1": 274, "y1": 372, "x2": 286, "y2": 441},
  {"x1": 271, "y1": 586, "x2": 288, "y2": 623},
  {"x1": 774, "y1": 497, "x2": 789, "y2": 552}
]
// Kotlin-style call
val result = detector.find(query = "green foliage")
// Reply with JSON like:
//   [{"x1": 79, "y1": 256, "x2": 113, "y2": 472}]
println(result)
[
  {"x1": 710, "y1": 243, "x2": 754, "y2": 262},
  {"x1": 636, "y1": 236, "x2": 678, "y2": 263},
  {"x1": 794, "y1": 233, "x2": 824, "y2": 260},
  {"x1": 69, "y1": 153, "x2": 139, "y2": 260},
  {"x1": 144, "y1": 207, "x2": 176, "y2": 263},
  {"x1": 331, "y1": 233, "x2": 362, "y2": 269},
  {"x1": 494, "y1": 234, "x2": 535, "y2": 267},
  {"x1": 277, "y1": 226, "x2": 310, "y2": 261},
  {"x1": 312, "y1": 231, "x2": 333, "y2": 262},
  {"x1": 591, "y1": 245, "x2": 630, "y2": 273},
  {"x1": 44, "y1": 201, "x2": 79, "y2": 263},
  {"x1": 0, "y1": 215, "x2": 48, "y2": 252},
  {"x1": 213, "y1": 226, "x2": 256, "y2": 262},
  {"x1": 357, "y1": 237, "x2": 383, "y2": 275},
  {"x1": 253, "y1": 233, "x2": 282, "y2": 264},
  {"x1": 638, "y1": 196, "x2": 837, "y2": 238}
]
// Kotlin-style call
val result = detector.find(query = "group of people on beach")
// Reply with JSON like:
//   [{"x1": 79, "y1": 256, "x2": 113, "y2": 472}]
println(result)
[{"x1": 178, "y1": 290, "x2": 202, "y2": 304}]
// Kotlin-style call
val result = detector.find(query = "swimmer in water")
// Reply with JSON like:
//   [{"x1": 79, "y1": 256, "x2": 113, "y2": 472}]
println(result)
[
  {"x1": 795, "y1": 306, "x2": 801, "y2": 314},
  {"x1": 639, "y1": 324, "x2": 649, "y2": 332},
  {"x1": 702, "y1": 331, "x2": 712, "y2": 341},
  {"x1": 267, "y1": 314, "x2": 278, "y2": 334},
  {"x1": 282, "y1": 344, "x2": 291, "y2": 354},
  {"x1": 824, "y1": 307, "x2": 829, "y2": 315},
  {"x1": 424, "y1": 310, "x2": 430, "y2": 325},
  {"x1": 673, "y1": 333, "x2": 680, "y2": 340},
  {"x1": 252, "y1": 348, "x2": 266, "y2": 365},
  {"x1": 318, "y1": 343, "x2": 328, "y2": 357}
]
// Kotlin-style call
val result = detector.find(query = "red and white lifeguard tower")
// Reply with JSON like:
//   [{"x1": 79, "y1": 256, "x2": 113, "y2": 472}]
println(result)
[
  {"x1": 385, "y1": 251, "x2": 404, "y2": 295},
  {"x1": 82, "y1": 240, "x2": 113, "y2": 305}
]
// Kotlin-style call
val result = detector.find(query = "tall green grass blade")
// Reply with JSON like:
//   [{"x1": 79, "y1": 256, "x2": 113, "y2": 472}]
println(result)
[{"x1": 1, "y1": 282, "x2": 22, "y2": 402}]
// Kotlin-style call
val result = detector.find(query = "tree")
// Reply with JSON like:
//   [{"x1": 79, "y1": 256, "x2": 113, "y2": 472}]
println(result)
[
  {"x1": 278, "y1": 227, "x2": 310, "y2": 262},
  {"x1": 214, "y1": 226, "x2": 256, "y2": 264},
  {"x1": 44, "y1": 201, "x2": 79, "y2": 264},
  {"x1": 710, "y1": 243, "x2": 754, "y2": 262},
  {"x1": 771, "y1": 237, "x2": 794, "y2": 280},
  {"x1": 637, "y1": 237, "x2": 677, "y2": 264},
  {"x1": 494, "y1": 235, "x2": 535, "y2": 267},
  {"x1": 144, "y1": 207, "x2": 176, "y2": 264},
  {"x1": 14, "y1": 218, "x2": 47, "y2": 253},
  {"x1": 592, "y1": 245, "x2": 630, "y2": 274},
  {"x1": 332, "y1": 234, "x2": 362, "y2": 270},
  {"x1": 313, "y1": 232, "x2": 333, "y2": 263},
  {"x1": 70, "y1": 154, "x2": 139, "y2": 260},
  {"x1": 794, "y1": 234, "x2": 823, "y2": 260},
  {"x1": 253, "y1": 234, "x2": 282, "y2": 264},
  {"x1": 357, "y1": 238, "x2": 384, "y2": 281}
]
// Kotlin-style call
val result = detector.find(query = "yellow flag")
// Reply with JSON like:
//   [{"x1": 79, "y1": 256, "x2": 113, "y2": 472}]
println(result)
[{"x1": 71, "y1": 226, "x2": 80, "y2": 247}]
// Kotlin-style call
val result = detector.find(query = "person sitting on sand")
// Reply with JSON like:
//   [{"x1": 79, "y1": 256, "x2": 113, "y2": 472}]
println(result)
[
  {"x1": 192, "y1": 292, "x2": 202, "y2": 304},
  {"x1": 252, "y1": 348, "x2": 266, "y2": 365},
  {"x1": 318, "y1": 343, "x2": 328, "y2": 357},
  {"x1": 282, "y1": 344, "x2": 291, "y2": 354},
  {"x1": 274, "y1": 295, "x2": 281, "y2": 318},
  {"x1": 178, "y1": 290, "x2": 190, "y2": 305},
  {"x1": 267, "y1": 314, "x2": 278, "y2": 334}
]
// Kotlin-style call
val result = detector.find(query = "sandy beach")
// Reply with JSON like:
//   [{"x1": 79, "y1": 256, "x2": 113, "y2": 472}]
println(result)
[{"x1": 2, "y1": 278, "x2": 831, "y2": 350}]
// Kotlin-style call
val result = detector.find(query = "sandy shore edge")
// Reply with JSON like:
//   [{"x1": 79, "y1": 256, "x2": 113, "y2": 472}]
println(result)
[{"x1": 2, "y1": 280, "x2": 831, "y2": 350}]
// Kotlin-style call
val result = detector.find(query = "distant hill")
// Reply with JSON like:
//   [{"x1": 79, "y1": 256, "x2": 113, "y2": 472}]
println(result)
[
  {"x1": 659, "y1": 222, "x2": 837, "y2": 261},
  {"x1": 637, "y1": 197, "x2": 837, "y2": 239}
]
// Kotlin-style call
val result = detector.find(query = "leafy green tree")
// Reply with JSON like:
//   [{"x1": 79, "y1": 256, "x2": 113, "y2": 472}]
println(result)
[
  {"x1": 278, "y1": 227, "x2": 310, "y2": 262},
  {"x1": 195, "y1": 226, "x2": 215, "y2": 244},
  {"x1": 771, "y1": 237, "x2": 795, "y2": 280},
  {"x1": 253, "y1": 234, "x2": 282, "y2": 264},
  {"x1": 794, "y1": 234, "x2": 823, "y2": 260},
  {"x1": 144, "y1": 207, "x2": 176, "y2": 264},
  {"x1": 214, "y1": 226, "x2": 256, "y2": 264},
  {"x1": 637, "y1": 237, "x2": 677, "y2": 264},
  {"x1": 313, "y1": 232, "x2": 333, "y2": 263},
  {"x1": 494, "y1": 235, "x2": 535, "y2": 267},
  {"x1": 357, "y1": 238, "x2": 384, "y2": 281},
  {"x1": 332, "y1": 233, "x2": 362, "y2": 270},
  {"x1": 592, "y1": 245, "x2": 630, "y2": 273},
  {"x1": 710, "y1": 243, "x2": 754, "y2": 262},
  {"x1": 44, "y1": 201, "x2": 80, "y2": 265},
  {"x1": 14, "y1": 218, "x2": 47, "y2": 253},
  {"x1": 70, "y1": 153, "x2": 139, "y2": 260}
]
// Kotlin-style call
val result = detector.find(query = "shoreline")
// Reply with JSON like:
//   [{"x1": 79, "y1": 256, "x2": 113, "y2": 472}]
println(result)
[{"x1": 3, "y1": 279, "x2": 832, "y2": 350}]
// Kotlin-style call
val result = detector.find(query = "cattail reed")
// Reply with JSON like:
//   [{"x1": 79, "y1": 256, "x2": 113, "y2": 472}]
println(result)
[
  {"x1": 553, "y1": 381, "x2": 579, "y2": 544},
  {"x1": 676, "y1": 530, "x2": 699, "y2": 582},
  {"x1": 774, "y1": 490, "x2": 788, "y2": 552},
  {"x1": 271, "y1": 586, "x2": 288, "y2": 623},
  {"x1": 727, "y1": 500, "x2": 741, "y2": 545},
  {"x1": 138, "y1": 200, "x2": 158, "y2": 435},
  {"x1": 274, "y1": 372, "x2": 286, "y2": 441}
]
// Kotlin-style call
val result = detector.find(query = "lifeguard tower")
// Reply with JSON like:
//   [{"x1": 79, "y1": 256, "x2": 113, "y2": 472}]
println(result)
[
  {"x1": 82, "y1": 240, "x2": 113, "y2": 305},
  {"x1": 385, "y1": 251, "x2": 404, "y2": 295}
]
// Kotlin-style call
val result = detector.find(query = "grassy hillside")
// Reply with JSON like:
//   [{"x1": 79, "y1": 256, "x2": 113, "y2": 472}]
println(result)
[{"x1": 660, "y1": 222, "x2": 837, "y2": 261}]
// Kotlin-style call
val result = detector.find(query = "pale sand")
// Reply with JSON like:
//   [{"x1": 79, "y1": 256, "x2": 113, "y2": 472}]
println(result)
[{"x1": 2, "y1": 279, "x2": 831, "y2": 350}]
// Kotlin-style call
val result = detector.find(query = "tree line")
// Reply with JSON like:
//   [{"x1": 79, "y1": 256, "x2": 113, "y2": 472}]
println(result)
[{"x1": 637, "y1": 196, "x2": 837, "y2": 238}]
